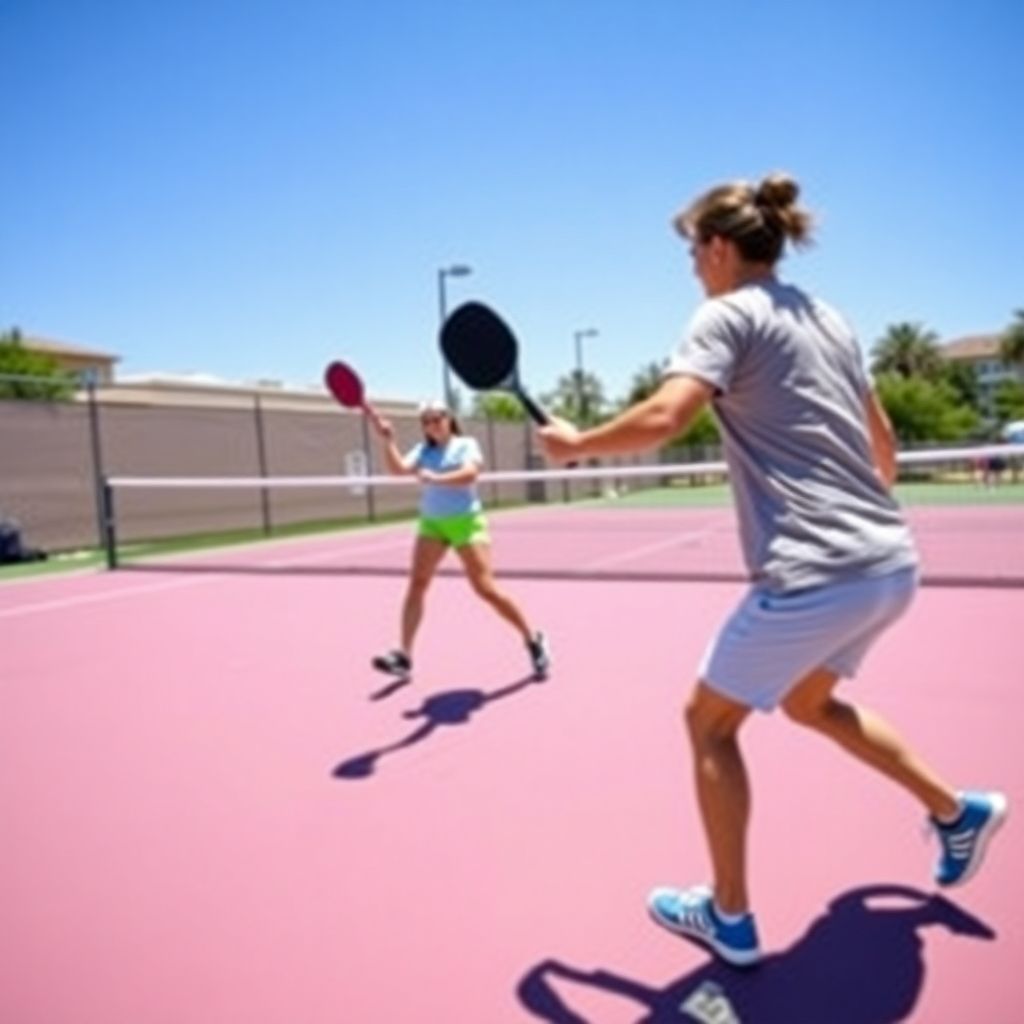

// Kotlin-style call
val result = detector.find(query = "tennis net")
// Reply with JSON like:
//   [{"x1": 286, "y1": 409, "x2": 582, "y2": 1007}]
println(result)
[{"x1": 102, "y1": 444, "x2": 1024, "y2": 588}]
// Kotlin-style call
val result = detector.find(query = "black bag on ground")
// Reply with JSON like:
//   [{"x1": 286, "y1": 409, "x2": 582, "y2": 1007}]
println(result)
[{"x1": 0, "y1": 516, "x2": 47, "y2": 564}]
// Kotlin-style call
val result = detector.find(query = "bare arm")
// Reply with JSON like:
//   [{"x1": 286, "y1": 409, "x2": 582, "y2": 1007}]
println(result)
[
  {"x1": 365, "y1": 406, "x2": 417, "y2": 476},
  {"x1": 864, "y1": 388, "x2": 898, "y2": 488},
  {"x1": 538, "y1": 374, "x2": 714, "y2": 462}
]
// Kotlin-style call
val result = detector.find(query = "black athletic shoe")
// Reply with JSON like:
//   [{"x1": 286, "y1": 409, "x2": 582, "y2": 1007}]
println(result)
[
  {"x1": 371, "y1": 649, "x2": 412, "y2": 678},
  {"x1": 526, "y1": 631, "x2": 551, "y2": 679}
]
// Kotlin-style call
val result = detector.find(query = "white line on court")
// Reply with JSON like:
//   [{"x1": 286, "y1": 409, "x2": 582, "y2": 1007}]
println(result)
[
  {"x1": 581, "y1": 528, "x2": 718, "y2": 571},
  {"x1": 0, "y1": 534, "x2": 411, "y2": 621}
]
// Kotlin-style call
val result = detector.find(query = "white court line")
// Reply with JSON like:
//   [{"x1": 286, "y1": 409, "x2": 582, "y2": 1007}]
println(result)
[
  {"x1": 0, "y1": 534, "x2": 411, "y2": 621},
  {"x1": 581, "y1": 528, "x2": 719, "y2": 571}
]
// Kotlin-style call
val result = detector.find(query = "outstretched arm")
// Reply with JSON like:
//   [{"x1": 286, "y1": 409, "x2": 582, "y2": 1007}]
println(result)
[
  {"x1": 537, "y1": 374, "x2": 713, "y2": 463},
  {"x1": 365, "y1": 406, "x2": 416, "y2": 476}
]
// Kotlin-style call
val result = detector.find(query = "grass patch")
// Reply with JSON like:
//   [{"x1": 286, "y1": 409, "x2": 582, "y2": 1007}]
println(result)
[{"x1": 1, "y1": 509, "x2": 419, "y2": 584}]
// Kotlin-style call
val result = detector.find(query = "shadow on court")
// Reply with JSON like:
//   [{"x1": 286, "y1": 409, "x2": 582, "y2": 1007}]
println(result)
[
  {"x1": 517, "y1": 884, "x2": 994, "y2": 1023},
  {"x1": 333, "y1": 673, "x2": 541, "y2": 780}
]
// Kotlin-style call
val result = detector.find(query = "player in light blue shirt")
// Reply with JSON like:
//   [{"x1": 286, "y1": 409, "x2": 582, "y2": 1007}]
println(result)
[
  {"x1": 367, "y1": 400, "x2": 549, "y2": 681},
  {"x1": 538, "y1": 173, "x2": 1006, "y2": 966}
]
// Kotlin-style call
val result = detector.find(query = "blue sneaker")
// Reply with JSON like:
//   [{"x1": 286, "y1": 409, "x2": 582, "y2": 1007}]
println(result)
[
  {"x1": 647, "y1": 885, "x2": 760, "y2": 967},
  {"x1": 931, "y1": 790, "x2": 1008, "y2": 887}
]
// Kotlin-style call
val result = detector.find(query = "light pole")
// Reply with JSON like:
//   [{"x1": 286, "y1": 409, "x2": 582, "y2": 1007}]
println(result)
[
  {"x1": 573, "y1": 327, "x2": 599, "y2": 424},
  {"x1": 438, "y1": 264, "x2": 473, "y2": 409}
]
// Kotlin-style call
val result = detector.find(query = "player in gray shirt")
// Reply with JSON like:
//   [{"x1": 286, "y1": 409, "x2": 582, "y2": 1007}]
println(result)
[{"x1": 538, "y1": 173, "x2": 1006, "y2": 966}]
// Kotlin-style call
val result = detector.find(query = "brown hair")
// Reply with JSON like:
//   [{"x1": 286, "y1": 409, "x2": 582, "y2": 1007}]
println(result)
[
  {"x1": 674, "y1": 172, "x2": 814, "y2": 264},
  {"x1": 419, "y1": 403, "x2": 462, "y2": 447}
]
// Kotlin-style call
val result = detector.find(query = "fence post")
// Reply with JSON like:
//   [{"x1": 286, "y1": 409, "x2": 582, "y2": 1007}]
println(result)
[
  {"x1": 485, "y1": 412, "x2": 499, "y2": 506},
  {"x1": 360, "y1": 412, "x2": 377, "y2": 522},
  {"x1": 84, "y1": 373, "x2": 108, "y2": 551},
  {"x1": 252, "y1": 394, "x2": 273, "y2": 536}
]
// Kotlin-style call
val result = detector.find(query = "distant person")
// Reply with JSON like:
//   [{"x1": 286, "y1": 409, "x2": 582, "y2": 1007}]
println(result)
[
  {"x1": 538, "y1": 173, "x2": 1007, "y2": 966},
  {"x1": 367, "y1": 401, "x2": 549, "y2": 680}
]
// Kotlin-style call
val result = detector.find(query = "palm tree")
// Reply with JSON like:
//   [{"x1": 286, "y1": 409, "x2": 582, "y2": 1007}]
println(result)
[
  {"x1": 871, "y1": 323, "x2": 943, "y2": 380},
  {"x1": 1000, "y1": 309, "x2": 1024, "y2": 368}
]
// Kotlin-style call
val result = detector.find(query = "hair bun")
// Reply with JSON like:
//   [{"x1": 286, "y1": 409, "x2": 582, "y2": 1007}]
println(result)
[{"x1": 755, "y1": 174, "x2": 799, "y2": 210}]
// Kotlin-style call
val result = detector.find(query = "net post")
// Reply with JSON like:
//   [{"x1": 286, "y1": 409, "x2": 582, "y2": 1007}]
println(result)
[{"x1": 101, "y1": 479, "x2": 118, "y2": 569}]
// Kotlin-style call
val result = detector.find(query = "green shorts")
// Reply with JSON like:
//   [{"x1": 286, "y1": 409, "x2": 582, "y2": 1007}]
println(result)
[{"x1": 418, "y1": 510, "x2": 490, "y2": 548}]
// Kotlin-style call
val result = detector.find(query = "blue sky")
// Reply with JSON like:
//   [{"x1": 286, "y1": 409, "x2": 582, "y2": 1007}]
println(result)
[{"x1": 3, "y1": 0, "x2": 1022, "y2": 407}]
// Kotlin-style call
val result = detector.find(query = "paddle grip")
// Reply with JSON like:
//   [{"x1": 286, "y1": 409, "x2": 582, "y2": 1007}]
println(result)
[{"x1": 517, "y1": 390, "x2": 549, "y2": 426}]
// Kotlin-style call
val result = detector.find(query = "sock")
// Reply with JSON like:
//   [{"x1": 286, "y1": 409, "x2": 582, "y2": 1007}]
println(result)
[
  {"x1": 714, "y1": 901, "x2": 749, "y2": 925},
  {"x1": 936, "y1": 796, "x2": 964, "y2": 828}
]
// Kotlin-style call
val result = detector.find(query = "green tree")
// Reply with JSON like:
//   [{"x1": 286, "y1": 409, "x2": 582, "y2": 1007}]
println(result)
[
  {"x1": 1000, "y1": 309, "x2": 1024, "y2": 367},
  {"x1": 618, "y1": 359, "x2": 720, "y2": 451},
  {"x1": 621, "y1": 360, "x2": 666, "y2": 406},
  {"x1": 543, "y1": 369, "x2": 608, "y2": 425},
  {"x1": 673, "y1": 407, "x2": 720, "y2": 448},
  {"x1": 871, "y1": 323, "x2": 944, "y2": 380},
  {"x1": 993, "y1": 379, "x2": 1024, "y2": 425},
  {"x1": 941, "y1": 359, "x2": 980, "y2": 410},
  {"x1": 875, "y1": 372, "x2": 980, "y2": 443},
  {"x1": 0, "y1": 328, "x2": 75, "y2": 400},
  {"x1": 471, "y1": 391, "x2": 527, "y2": 422}
]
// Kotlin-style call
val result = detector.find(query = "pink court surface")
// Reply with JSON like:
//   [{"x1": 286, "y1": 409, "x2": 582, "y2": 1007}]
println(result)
[{"x1": 2, "y1": 504, "x2": 1021, "y2": 1024}]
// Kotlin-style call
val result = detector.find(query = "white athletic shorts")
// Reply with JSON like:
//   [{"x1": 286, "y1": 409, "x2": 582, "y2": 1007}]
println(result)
[{"x1": 699, "y1": 566, "x2": 918, "y2": 711}]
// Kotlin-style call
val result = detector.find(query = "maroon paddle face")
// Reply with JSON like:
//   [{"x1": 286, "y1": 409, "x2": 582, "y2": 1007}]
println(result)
[{"x1": 324, "y1": 361, "x2": 365, "y2": 409}]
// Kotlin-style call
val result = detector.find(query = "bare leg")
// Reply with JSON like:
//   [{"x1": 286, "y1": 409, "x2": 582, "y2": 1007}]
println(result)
[
  {"x1": 400, "y1": 536, "x2": 448, "y2": 655},
  {"x1": 782, "y1": 667, "x2": 961, "y2": 821},
  {"x1": 684, "y1": 682, "x2": 753, "y2": 915},
  {"x1": 455, "y1": 542, "x2": 533, "y2": 642}
]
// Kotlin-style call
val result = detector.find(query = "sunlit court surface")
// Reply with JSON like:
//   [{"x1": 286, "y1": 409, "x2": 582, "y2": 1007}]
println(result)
[{"x1": 2, "y1": 470, "x2": 1021, "y2": 1024}]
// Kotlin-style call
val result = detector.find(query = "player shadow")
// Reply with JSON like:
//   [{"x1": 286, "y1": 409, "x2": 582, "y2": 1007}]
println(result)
[
  {"x1": 517, "y1": 884, "x2": 995, "y2": 1023},
  {"x1": 333, "y1": 672, "x2": 541, "y2": 780}
]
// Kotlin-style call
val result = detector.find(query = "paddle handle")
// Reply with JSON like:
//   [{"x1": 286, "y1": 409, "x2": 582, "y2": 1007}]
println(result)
[
  {"x1": 513, "y1": 385, "x2": 582, "y2": 468},
  {"x1": 515, "y1": 386, "x2": 549, "y2": 426}
]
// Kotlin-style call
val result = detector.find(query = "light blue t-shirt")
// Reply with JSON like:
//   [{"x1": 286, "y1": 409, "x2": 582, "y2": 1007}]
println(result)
[{"x1": 407, "y1": 435, "x2": 484, "y2": 518}]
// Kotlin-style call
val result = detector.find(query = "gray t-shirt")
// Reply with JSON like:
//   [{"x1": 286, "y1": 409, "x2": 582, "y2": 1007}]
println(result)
[{"x1": 666, "y1": 278, "x2": 917, "y2": 592}]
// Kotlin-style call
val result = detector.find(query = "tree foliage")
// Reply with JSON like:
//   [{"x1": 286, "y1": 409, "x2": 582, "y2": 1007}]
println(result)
[
  {"x1": 620, "y1": 359, "x2": 720, "y2": 450},
  {"x1": 542, "y1": 370, "x2": 608, "y2": 426},
  {"x1": 470, "y1": 391, "x2": 527, "y2": 422},
  {"x1": 0, "y1": 329, "x2": 75, "y2": 400},
  {"x1": 874, "y1": 372, "x2": 979, "y2": 443},
  {"x1": 993, "y1": 379, "x2": 1024, "y2": 425},
  {"x1": 622, "y1": 361, "x2": 666, "y2": 406},
  {"x1": 1000, "y1": 309, "x2": 1024, "y2": 367}
]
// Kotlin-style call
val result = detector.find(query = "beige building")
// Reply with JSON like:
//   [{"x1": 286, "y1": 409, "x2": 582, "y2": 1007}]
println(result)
[
  {"x1": 22, "y1": 335, "x2": 120, "y2": 384},
  {"x1": 941, "y1": 333, "x2": 1023, "y2": 416},
  {"x1": 107, "y1": 372, "x2": 419, "y2": 415},
  {"x1": 19, "y1": 335, "x2": 418, "y2": 414}
]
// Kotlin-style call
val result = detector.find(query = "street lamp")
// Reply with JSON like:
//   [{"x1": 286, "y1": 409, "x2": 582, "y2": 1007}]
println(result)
[
  {"x1": 573, "y1": 327, "x2": 599, "y2": 424},
  {"x1": 438, "y1": 264, "x2": 473, "y2": 409}
]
